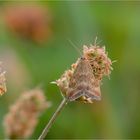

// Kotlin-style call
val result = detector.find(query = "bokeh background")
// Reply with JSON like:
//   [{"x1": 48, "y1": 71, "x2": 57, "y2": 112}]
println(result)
[{"x1": 0, "y1": 1, "x2": 140, "y2": 139}]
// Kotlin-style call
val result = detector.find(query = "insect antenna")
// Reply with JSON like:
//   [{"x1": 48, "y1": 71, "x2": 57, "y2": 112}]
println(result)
[
  {"x1": 93, "y1": 36, "x2": 102, "y2": 47},
  {"x1": 67, "y1": 39, "x2": 82, "y2": 57}
]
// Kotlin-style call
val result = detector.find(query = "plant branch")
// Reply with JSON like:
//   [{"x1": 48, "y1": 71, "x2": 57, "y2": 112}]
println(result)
[{"x1": 38, "y1": 98, "x2": 68, "y2": 140}]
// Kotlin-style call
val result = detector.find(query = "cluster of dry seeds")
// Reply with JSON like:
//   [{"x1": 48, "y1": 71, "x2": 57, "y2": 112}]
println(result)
[
  {"x1": 55, "y1": 44, "x2": 112, "y2": 103},
  {"x1": 3, "y1": 89, "x2": 50, "y2": 139}
]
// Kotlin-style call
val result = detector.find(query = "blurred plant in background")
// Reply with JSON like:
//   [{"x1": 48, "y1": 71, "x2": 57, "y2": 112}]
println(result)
[
  {"x1": 0, "y1": 62, "x2": 6, "y2": 96},
  {"x1": 4, "y1": 4, "x2": 52, "y2": 43},
  {"x1": 3, "y1": 88, "x2": 50, "y2": 139},
  {"x1": 0, "y1": 48, "x2": 31, "y2": 94}
]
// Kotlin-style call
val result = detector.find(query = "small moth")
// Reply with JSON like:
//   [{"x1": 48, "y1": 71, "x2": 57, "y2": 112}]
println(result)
[{"x1": 67, "y1": 57, "x2": 101, "y2": 102}]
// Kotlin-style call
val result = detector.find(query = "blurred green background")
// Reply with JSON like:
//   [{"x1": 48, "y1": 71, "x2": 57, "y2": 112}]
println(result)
[{"x1": 0, "y1": 1, "x2": 140, "y2": 139}]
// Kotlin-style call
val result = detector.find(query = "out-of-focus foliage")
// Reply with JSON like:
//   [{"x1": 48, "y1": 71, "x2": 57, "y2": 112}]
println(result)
[{"x1": 0, "y1": 1, "x2": 140, "y2": 139}]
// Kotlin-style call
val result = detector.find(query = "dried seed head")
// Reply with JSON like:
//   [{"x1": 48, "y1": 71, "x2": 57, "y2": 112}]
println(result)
[
  {"x1": 55, "y1": 59, "x2": 79, "y2": 97},
  {"x1": 0, "y1": 63, "x2": 6, "y2": 96},
  {"x1": 83, "y1": 45, "x2": 112, "y2": 86},
  {"x1": 3, "y1": 88, "x2": 50, "y2": 139}
]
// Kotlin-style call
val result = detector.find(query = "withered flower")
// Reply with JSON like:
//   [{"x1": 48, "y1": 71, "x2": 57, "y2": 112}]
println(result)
[
  {"x1": 0, "y1": 63, "x2": 6, "y2": 96},
  {"x1": 54, "y1": 44, "x2": 112, "y2": 103},
  {"x1": 3, "y1": 88, "x2": 50, "y2": 139}
]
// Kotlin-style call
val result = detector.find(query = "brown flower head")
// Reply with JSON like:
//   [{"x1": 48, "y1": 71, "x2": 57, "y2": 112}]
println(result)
[
  {"x1": 3, "y1": 88, "x2": 50, "y2": 139},
  {"x1": 83, "y1": 45, "x2": 112, "y2": 86},
  {"x1": 0, "y1": 63, "x2": 6, "y2": 96},
  {"x1": 4, "y1": 5, "x2": 52, "y2": 43},
  {"x1": 54, "y1": 43, "x2": 112, "y2": 103}
]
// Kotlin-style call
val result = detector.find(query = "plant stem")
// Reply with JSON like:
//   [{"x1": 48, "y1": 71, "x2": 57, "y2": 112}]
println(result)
[{"x1": 38, "y1": 98, "x2": 68, "y2": 140}]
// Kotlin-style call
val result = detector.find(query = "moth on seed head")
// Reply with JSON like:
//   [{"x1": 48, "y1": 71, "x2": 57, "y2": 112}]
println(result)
[
  {"x1": 67, "y1": 56, "x2": 101, "y2": 102},
  {"x1": 54, "y1": 37, "x2": 111, "y2": 103}
]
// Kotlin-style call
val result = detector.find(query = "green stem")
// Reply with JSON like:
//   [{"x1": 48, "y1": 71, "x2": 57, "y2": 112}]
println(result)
[{"x1": 38, "y1": 98, "x2": 68, "y2": 140}]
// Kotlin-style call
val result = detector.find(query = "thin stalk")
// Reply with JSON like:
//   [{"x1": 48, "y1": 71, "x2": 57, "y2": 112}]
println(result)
[{"x1": 38, "y1": 98, "x2": 68, "y2": 140}]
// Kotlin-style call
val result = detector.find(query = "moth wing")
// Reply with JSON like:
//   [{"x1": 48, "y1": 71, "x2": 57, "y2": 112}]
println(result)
[
  {"x1": 68, "y1": 89, "x2": 85, "y2": 101},
  {"x1": 85, "y1": 86, "x2": 101, "y2": 101},
  {"x1": 68, "y1": 86, "x2": 101, "y2": 101},
  {"x1": 69, "y1": 58, "x2": 95, "y2": 89}
]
